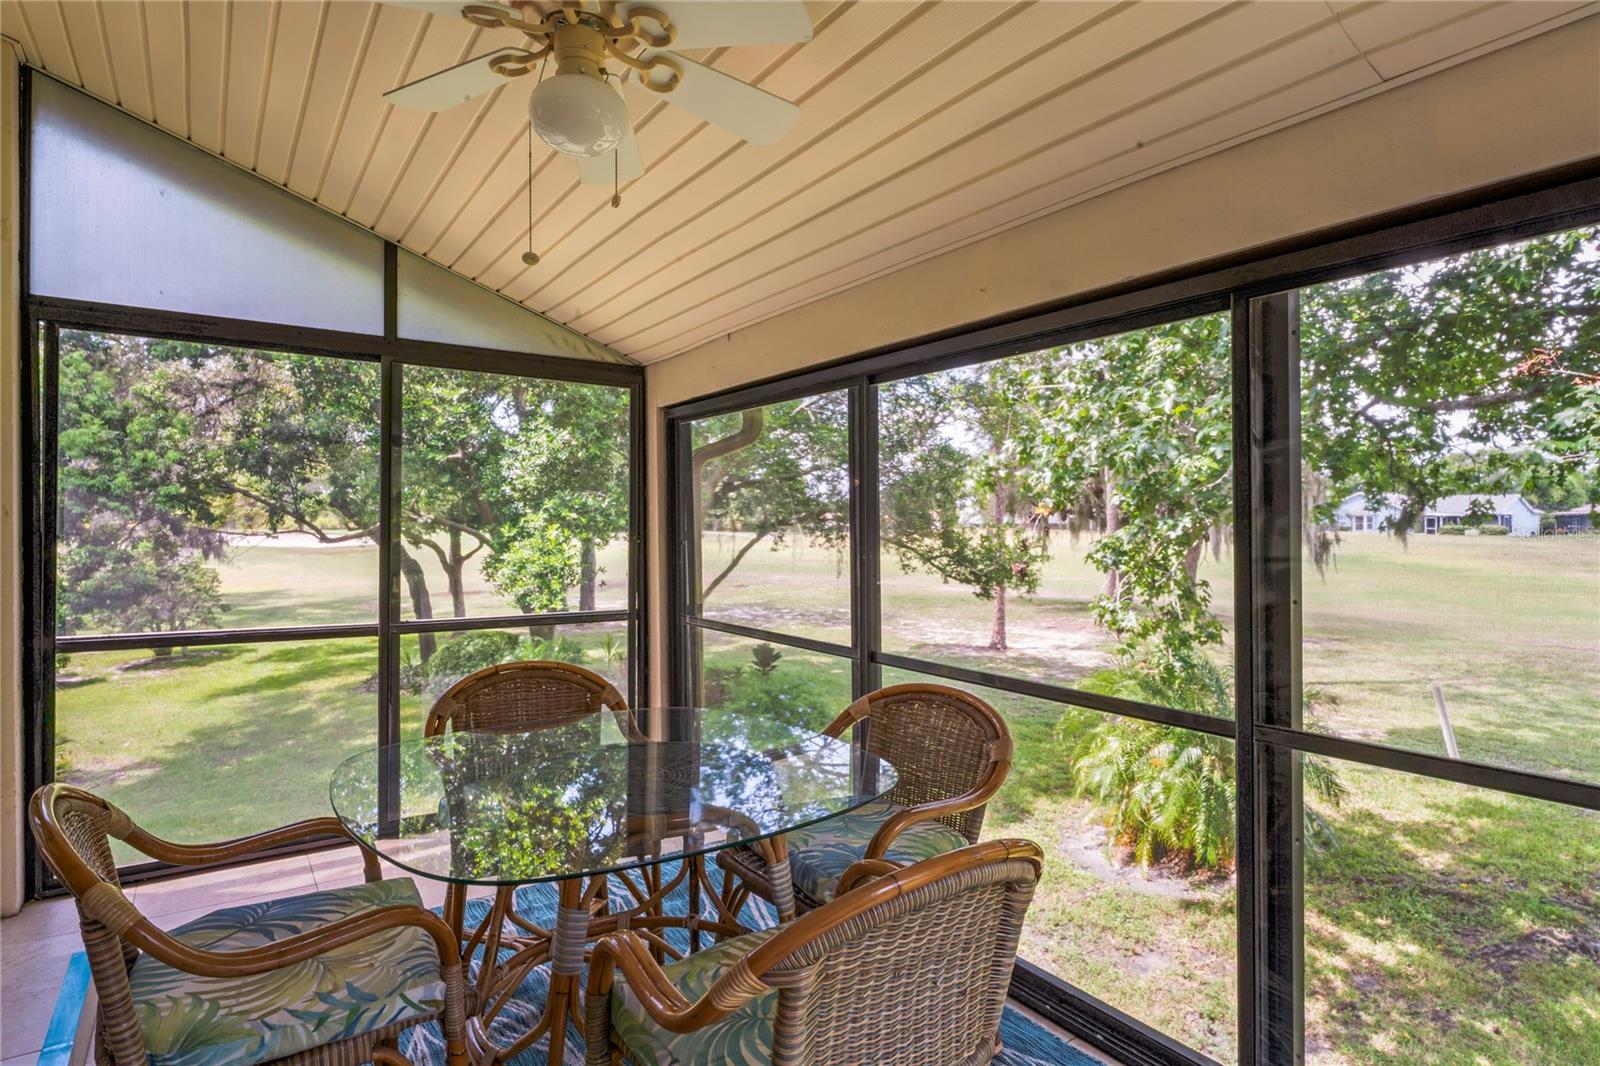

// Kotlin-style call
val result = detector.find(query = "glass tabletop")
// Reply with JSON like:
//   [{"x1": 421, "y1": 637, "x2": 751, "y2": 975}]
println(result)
[{"x1": 329, "y1": 707, "x2": 897, "y2": 886}]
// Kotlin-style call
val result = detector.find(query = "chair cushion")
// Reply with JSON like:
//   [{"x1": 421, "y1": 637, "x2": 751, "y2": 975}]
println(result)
[
  {"x1": 128, "y1": 877, "x2": 445, "y2": 1066},
  {"x1": 611, "y1": 927, "x2": 781, "y2": 1066},
  {"x1": 785, "y1": 799, "x2": 970, "y2": 906}
]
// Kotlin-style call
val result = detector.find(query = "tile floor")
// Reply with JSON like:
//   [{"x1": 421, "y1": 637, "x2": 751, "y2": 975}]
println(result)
[{"x1": 0, "y1": 849, "x2": 1121, "y2": 1065}]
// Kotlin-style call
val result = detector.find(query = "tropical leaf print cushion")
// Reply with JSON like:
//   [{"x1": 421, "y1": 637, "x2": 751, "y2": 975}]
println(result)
[
  {"x1": 610, "y1": 927, "x2": 781, "y2": 1066},
  {"x1": 784, "y1": 799, "x2": 969, "y2": 907},
  {"x1": 129, "y1": 878, "x2": 445, "y2": 1066}
]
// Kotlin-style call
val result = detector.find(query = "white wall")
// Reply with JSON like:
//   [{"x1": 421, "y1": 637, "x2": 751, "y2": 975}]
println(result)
[
  {"x1": 2, "y1": 39, "x2": 26, "y2": 916},
  {"x1": 643, "y1": 19, "x2": 1600, "y2": 703}
]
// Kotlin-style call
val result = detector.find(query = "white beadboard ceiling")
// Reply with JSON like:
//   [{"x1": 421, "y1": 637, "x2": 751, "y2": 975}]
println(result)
[{"x1": 1, "y1": 1, "x2": 1594, "y2": 363}]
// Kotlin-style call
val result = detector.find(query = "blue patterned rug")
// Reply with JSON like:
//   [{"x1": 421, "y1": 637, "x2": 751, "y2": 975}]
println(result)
[{"x1": 400, "y1": 860, "x2": 1096, "y2": 1065}]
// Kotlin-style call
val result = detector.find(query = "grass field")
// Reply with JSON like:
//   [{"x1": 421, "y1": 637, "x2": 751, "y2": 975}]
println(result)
[{"x1": 55, "y1": 531, "x2": 1598, "y2": 1063}]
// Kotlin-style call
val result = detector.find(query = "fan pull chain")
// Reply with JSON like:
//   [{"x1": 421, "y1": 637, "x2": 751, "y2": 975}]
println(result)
[
  {"x1": 521, "y1": 123, "x2": 539, "y2": 266},
  {"x1": 612, "y1": 149, "x2": 621, "y2": 209},
  {"x1": 522, "y1": 51, "x2": 550, "y2": 268}
]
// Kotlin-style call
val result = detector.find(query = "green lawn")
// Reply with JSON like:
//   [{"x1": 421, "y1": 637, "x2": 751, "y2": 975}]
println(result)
[{"x1": 55, "y1": 531, "x2": 1598, "y2": 1064}]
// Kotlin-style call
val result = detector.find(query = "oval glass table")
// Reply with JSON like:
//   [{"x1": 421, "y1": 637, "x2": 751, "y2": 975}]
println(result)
[{"x1": 329, "y1": 707, "x2": 897, "y2": 1063}]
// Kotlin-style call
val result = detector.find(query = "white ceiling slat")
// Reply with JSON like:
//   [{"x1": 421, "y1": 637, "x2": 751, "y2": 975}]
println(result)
[
  {"x1": 600, "y1": 1, "x2": 1336, "y2": 350},
  {"x1": 143, "y1": 1, "x2": 189, "y2": 135},
  {"x1": 583, "y1": 0, "x2": 1243, "y2": 343},
  {"x1": 3, "y1": 1, "x2": 43, "y2": 67},
  {"x1": 341, "y1": 14, "x2": 479, "y2": 226},
  {"x1": 285, "y1": 0, "x2": 373, "y2": 195},
  {"x1": 637, "y1": 33, "x2": 1383, "y2": 360},
  {"x1": 52, "y1": 1, "x2": 117, "y2": 102},
  {"x1": 13, "y1": 2, "x2": 82, "y2": 86},
  {"x1": 185, "y1": 0, "x2": 228, "y2": 153},
  {"x1": 98, "y1": 0, "x2": 155, "y2": 120},
  {"x1": 530, "y1": 0, "x2": 1093, "y2": 327},
  {"x1": 221, "y1": 0, "x2": 275, "y2": 168},
  {"x1": 2, "y1": 0, "x2": 1592, "y2": 358},
  {"x1": 394, "y1": 66, "x2": 535, "y2": 251},
  {"x1": 362, "y1": 13, "x2": 538, "y2": 237},
  {"x1": 314, "y1": 2, "x2": 421, "y2": 210},
  {"x1": 1357, "y1": 1, "x2": 1589, "y2": 78},
  {"x1": 512, "y1": 0, "x2": 945, "y2": 310},
  {"x1": 254, "y1": 0, "x2": 326, "y2": 185}
]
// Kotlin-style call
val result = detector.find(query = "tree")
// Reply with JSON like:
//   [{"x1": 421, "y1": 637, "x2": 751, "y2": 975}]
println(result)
[
  {"x1": 1016, "y1": 316, "x2": 1234, "y2": 682},
  {"x1": 53, "y1": 333, "x2": 629, "y2": 664},
  {"x1": 689, "y1": 395, "x2": 851, "y2": 607},
  {"x1": 56, "y1": 335, "x2": 235, "y2": 639},
  {"x1": 1300, "y1": 227, "x2": 1600, "y2": 563},
  {"x1": 880, "y1": 362, "x2": 1050, "y2": 650}
]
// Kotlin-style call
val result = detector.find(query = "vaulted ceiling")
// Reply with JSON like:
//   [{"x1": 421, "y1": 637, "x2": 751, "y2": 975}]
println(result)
[{"x1": 2, "y1": 1, "x2": 1594, "y2": 362}]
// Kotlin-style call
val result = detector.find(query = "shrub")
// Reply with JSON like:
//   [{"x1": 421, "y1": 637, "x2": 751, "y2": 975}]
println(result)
[
  {"x1": 425, "y1": 630, "x2": 520, "y2": 685},
  {"x1": 1065, "y1": 658, "x2": 1347, "y2": 870},
  {"x1": 1439, "y1": 525, "x2": 1467, "y2": 535},
  {"x1": 1475, "y1": 524, "x2": 1509, "y2": 535}
]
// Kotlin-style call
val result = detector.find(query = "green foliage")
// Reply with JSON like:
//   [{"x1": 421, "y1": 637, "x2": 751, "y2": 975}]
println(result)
[
  {"x1": 879, "y1": 363, "x2": 1051, "y2": 636},
  {"x1": 481, "y1": 517, "x2": 581, "y2": 613},
  {"x1": 1015, "y1": 316, "x2": 1233, "y2": 682},
  {"x1": 1067, "y1": 660, "x2": 1347, "y2": 869},
  {"x1": 423, "y1": 631, "x2": 520, "y2": 683},
  {"x1": 690, "y1": 395, "x2": 851, "y2": 603},
  {"x1": 750, "y1": 642, "x2": 783, "y2": 677},
  {"x1": 703, "y1": 657, "x2": 839, "y2": 736},
  {"x1": 1300, "y1": 229, "x2": 1600, "y2": 547}
]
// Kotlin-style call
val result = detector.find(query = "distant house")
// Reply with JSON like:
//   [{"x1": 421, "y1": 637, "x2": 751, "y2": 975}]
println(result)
[
  {"x1": 1552, "y1": 504, "x2": 1596, "y2": 533},
  {"x1": 1334, "y1": 492, "x2": 1543, "y2": 536},
  {"x1": 1333, "y1": 492, "x2": 1401, "y2": 532}
]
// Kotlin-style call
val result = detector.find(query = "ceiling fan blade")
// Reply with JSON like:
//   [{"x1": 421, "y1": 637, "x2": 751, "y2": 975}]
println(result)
[
  {"x1": 617, "y1": 1, "x2": 813, "y2": 49},
  {"x1": 383, "y1": 48, "x2": 529, "y2": 111},
  {"x1": 378, "y1": 0, "x2": 522, "y2": 19},
  {"x1": 642, "y1": 51, "x2": 798, "y2": 145},
  {"x1": 576, "y1": 123, "x2": 645, "y2": 187}
]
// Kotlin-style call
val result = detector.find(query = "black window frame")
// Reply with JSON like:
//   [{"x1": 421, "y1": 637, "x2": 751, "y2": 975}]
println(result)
[
  {"x1": 667, "y1": 159, "x2": 1600, "y2": 1066},
  {"x1": 18, "y1": 71, "x2": 648, "y2": 896}
]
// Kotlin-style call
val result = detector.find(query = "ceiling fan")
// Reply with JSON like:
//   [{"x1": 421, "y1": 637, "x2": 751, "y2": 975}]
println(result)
[{"x1": 383, "y1": 1, "x2": 812, "y2": 193}]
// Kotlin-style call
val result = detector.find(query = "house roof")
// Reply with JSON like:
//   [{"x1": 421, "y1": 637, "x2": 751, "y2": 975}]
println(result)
[{"x1": 1340, "y1": 492, "x2": 1541, "y2": 515}]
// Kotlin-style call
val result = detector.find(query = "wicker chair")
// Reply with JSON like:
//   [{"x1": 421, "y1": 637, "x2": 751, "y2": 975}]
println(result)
[
  {"x1": 29, "y1": 783, "x2": 468, "y2": 1066},
  {"x1": 717, "y1": 682, "x2": 1012, "y2": 918},
  {"x1": 425, "y1": 658, "x2": 636, "y2": 738},
  {"x1": 585, "y1": 838, "x2": 1042, "y2": 1065}
]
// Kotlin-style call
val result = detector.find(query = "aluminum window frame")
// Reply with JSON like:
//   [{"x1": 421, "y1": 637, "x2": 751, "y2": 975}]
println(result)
[
  {"x1": 18, "y1": 70, "x2": 649, "y2": 894},
  {"x1": 667, "y1": 160, "x2": 1600, "y2": 1066}
]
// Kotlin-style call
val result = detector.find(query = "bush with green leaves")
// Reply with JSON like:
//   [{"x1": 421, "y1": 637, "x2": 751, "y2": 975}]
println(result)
[
  {"x1": 424, "y1": 631, "x2": 521, "y2": 686},
  {"x1": 1065, "y1": 659, "x2": 1347, "y2": 870}
]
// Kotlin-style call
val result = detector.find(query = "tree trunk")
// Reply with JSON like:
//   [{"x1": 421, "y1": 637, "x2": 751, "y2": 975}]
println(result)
[
  {"x1": 989, "y1": 484, "x2": 1008, "y2": 651},
  {"x1": 1101, "y1": 468, "x2": 1122, "y2": 601},
  {"x1": 1183, "y1": 538, "x2": 1204, "y2": 583},
  {"x1": 579, "y1": 539, "x2": 597, "y2": 611},
  {"x1": 446, "y1": 529, "x2": 468, "y2": 618},
  {"x1": 990, "y1": 585, "x2": 1008, "y2": 651},
  {"x1": 399, "y1": 548, "x2": 437, "y2": 662}
]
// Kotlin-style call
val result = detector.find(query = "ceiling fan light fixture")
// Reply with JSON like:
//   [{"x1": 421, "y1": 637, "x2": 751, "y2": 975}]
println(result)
[{"x1": 529, "y1": 72, "x2": 628, "y2": 158}]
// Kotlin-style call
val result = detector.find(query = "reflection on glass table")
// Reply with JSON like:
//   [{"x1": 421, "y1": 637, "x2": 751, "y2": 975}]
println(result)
[{"x1": 328, "y1": 707, "x2": 896, "y2": 1064}]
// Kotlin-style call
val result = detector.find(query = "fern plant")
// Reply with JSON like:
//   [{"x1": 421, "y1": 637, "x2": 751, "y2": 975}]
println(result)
[{"x1": 1067, "y1": 658, "x2": 1346, "y2": 870}]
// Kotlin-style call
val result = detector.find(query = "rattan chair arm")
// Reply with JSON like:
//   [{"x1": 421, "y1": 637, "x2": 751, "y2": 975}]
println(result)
[
  {"x1": 123, "y1": 902, "x2": 464, "y2": 977},
  {"x1": 120, "y1": 815, "x2": 361, "y2": 868},
  {"x1": 861, "y1": 745, "x2": 1013, "y2": 862},
  {"x1": 835, "y1": 857, "x2": 903, "y2": 895}
]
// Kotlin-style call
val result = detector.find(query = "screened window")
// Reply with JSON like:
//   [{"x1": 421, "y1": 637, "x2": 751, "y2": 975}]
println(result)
[{"x1": 27, "y1": 78, "x2": 643, "y2": 886}]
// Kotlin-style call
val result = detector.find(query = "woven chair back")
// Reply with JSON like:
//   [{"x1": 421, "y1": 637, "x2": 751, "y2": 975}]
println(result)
[
  {"x1": 836, "y1": 684, "x2": 1009, "y2": 842},
  {"x1": 764, "y1": 840, "x2": 1042, "y2": 1065},
  {"x1": 424, "y1": 659, "x2": 629, "y2": 737}
]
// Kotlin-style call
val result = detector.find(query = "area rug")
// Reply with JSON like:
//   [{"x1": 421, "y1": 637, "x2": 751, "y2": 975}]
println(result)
[{"x1": 400, "y1": 860, "x2": 1098, "y2": 1065}]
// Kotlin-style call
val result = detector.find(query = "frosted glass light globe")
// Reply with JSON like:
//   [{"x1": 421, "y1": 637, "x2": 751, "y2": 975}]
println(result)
[{"x1": 529, "y1": 73, "x2": 628, "y2": 158}]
